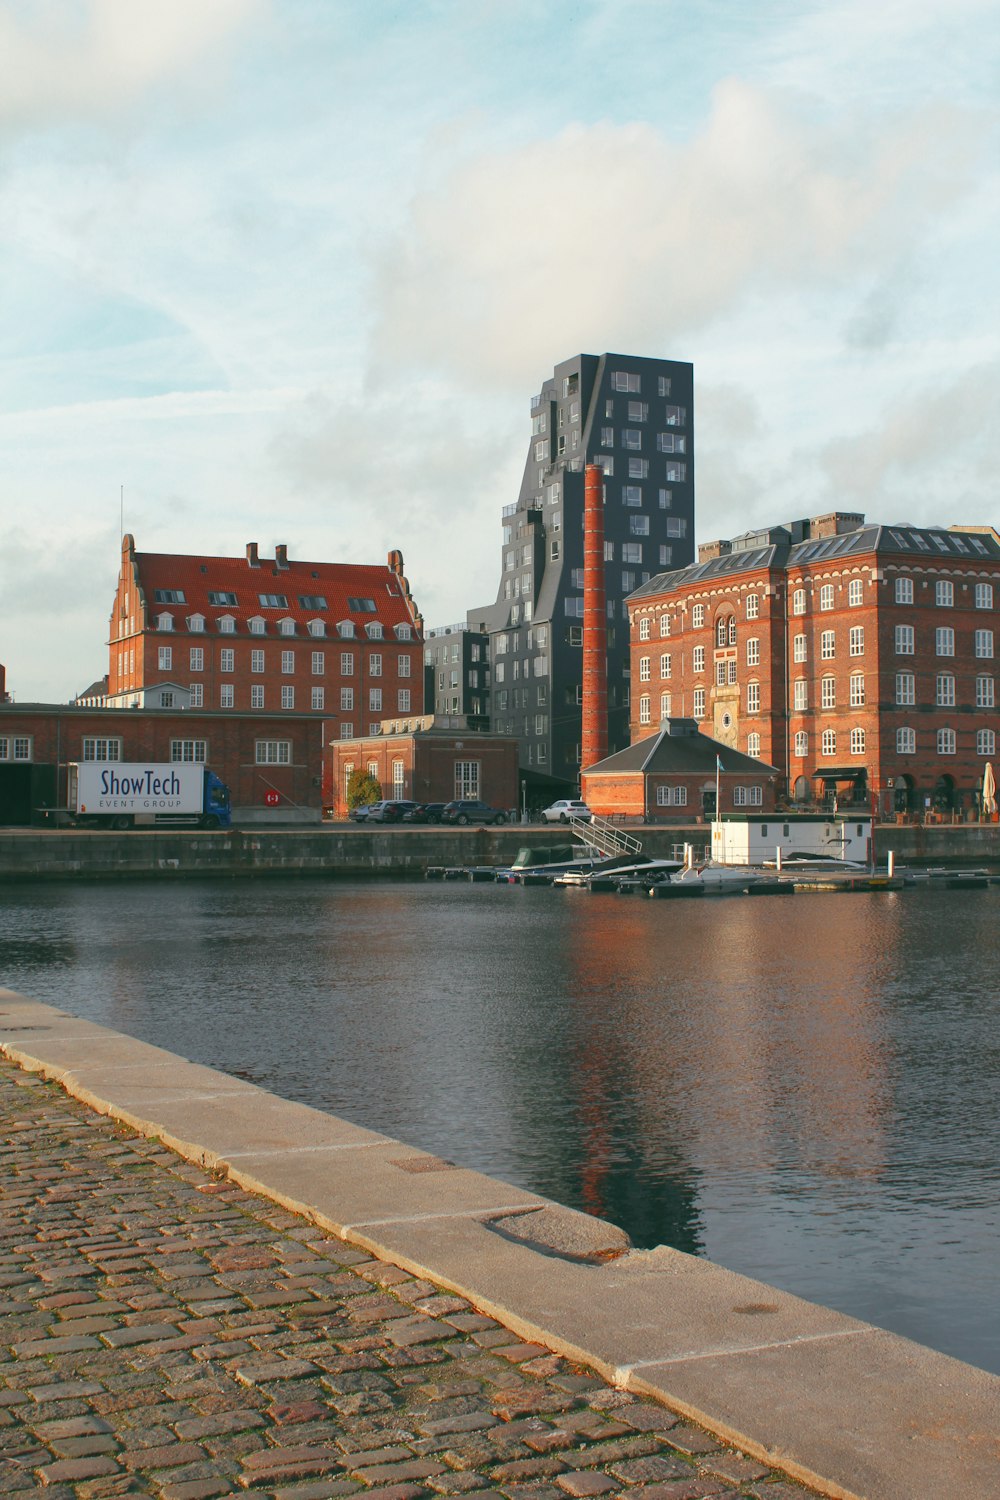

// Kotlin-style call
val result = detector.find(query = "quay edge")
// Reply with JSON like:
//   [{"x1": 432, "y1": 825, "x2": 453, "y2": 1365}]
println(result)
[
  {"x1": 2, "y1": 822, "x2": 1000, "y2": 880},
  {"x1": 1, "y1": 989, "x2": 998, "y2": 1500}
]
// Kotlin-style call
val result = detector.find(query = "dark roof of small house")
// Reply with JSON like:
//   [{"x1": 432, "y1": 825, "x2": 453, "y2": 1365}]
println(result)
[{"x1": 585, "y1": 720, "x2": 780, "y2": 777}]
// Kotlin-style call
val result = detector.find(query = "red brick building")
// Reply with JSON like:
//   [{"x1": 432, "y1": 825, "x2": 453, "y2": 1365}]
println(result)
[
  {"x1": 627, "y1": 516, "x2": 1000, "y2": 815},
  {"x1": 330, "y1": 716, "x2": 519, "y2": 819},
  {"x1": 0, "y1": 703, "x2": 327, "y2": 824},
  {"x1": 107, "y1": 537, "x2": 424, "y2": 732},
  {"x1": 582, "y1": 718, "x2": 780, "y2": 822}
]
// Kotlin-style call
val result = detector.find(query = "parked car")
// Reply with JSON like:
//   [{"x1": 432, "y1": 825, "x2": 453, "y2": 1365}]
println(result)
[
  {"x1": 541, "y1": 799, "x2": 593, "y2": 824},
  {"x1": 440, "y1": 800, "x2": 508, "y2": 826},
  {"x1": 401, "y1": 802, "x2": 446, "y2": 824},
  {"x1": 365, "y1": 800, "x2": 419, "y2": 823},
  {"x1": 348, "y1": 804, "x2": 373, "y2": 822}
]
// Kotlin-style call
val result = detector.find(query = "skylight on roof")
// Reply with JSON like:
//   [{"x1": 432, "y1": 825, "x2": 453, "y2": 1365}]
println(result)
[
  {"x1": 208, "y1": 590, "x2": 238, "y2": 607},
  {"x1": 911, "y1": 534, "x2": 930, "y2": 551},
  {"x1": 348, "y1": 596, "x2": 376, "y2": 612},
  {"x1": 154, "y1": 589, "x2": 186, "y2": 604},
  {"x1": 970, "y1": 537, "x2": 988, "y2": 554},
  {"x1": 258, "y1": 593, "x2": 288, "y2": 608},
  {"x1": 931, "y1": 535, "x2": 950, "y2": 552}
]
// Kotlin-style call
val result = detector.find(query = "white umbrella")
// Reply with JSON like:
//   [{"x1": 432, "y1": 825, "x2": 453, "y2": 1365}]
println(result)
[{"x1": 983, "y1": 762, "x2": 996, "y2": 816}]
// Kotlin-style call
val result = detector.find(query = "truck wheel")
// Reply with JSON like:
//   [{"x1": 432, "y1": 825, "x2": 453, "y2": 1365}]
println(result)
[
  {"x1": 201, "y1": 815, "x2": 220, "y2": 830},
  {"x1": 111, "y1": 816, "x2": 132, "y2": 831},
  {"x1": 494, "y1": 813, "x2": 506, "y2": 825}
]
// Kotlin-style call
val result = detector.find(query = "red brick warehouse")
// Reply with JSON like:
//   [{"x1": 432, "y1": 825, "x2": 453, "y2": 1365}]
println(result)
[
  {"x1": 108, "y1": 537, "x2": 425, "y2": 737},
  {"x1": 626, "y1": 515, "x2": 1000, "y2": 815}
]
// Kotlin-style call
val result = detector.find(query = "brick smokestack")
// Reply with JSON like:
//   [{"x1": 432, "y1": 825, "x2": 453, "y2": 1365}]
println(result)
[{"x1": 582, "y1": 463, "x2": 608, "y2": 773}]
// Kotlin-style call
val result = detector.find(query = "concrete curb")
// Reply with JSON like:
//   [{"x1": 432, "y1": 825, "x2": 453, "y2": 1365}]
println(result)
[{"x1": 2, "y1": 989, "x2": 997, "y2": 1500}]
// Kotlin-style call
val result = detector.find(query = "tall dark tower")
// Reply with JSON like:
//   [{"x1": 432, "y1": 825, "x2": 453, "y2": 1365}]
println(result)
[{"x1": 471, "y1": 353, "x2": 695, "y2": 796}]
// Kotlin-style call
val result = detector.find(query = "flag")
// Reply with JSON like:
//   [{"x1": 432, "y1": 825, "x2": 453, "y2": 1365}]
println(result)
[{"x1": 716, "y1": 754, "x2": 724, "y2": 772}]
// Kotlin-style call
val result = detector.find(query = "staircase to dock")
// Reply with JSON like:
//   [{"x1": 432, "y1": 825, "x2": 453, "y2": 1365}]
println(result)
[{"x1": 571, "y1": 813, "x2": 642, "y2": 859}]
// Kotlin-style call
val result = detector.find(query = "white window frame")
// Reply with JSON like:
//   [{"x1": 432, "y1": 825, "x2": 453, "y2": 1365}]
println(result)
[
  {"x1": 255, "y1": 740, "x2": 291, "y2": 765},
  {"x1": 82, "y1": 737, "x2": 121, "y2": 762},
  {"x1": 170, "y1": 739, "x2": 207, "y2": 764}
]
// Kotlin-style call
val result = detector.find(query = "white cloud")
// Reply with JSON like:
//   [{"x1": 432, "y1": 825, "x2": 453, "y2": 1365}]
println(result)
[
  {"x1": 819, "y1": 361, "x2": 1000, "y2": 519},
  {"x1": 269, "y1": 382, "x2": 523, "y2": 626},
  {"x1": 371, "y1": 79, "x2": 980, "y2": 387},
  {"x1": 0, "y1": 0, "x2": 263, "y2": 130}
]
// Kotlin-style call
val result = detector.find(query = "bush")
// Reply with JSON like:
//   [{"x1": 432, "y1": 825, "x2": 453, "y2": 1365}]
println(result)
[{"x1": 347, "y1": 768, "x2": 381, "y2": 809}]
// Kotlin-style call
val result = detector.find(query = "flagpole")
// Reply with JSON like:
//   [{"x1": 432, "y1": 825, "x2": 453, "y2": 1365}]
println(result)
[{"x1": 715, "y1": 754, "x2": 721, "y2": 819}]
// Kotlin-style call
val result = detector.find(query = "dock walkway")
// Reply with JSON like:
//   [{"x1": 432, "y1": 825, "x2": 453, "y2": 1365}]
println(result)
[{"x1": 1, "y1": 1060, "x2": 811, "y2": 1500}]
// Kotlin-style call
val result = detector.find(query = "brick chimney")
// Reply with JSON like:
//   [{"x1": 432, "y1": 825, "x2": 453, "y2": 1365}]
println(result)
[
  {"x1": 275, "y1": 544, "x2": 288, "y2": 570},
  {"x1": 582, "y1": 464, "x2": 608, "y2": 774},
  {"x1": 246, "y1": 542, "x2": 259, "y2": 567}
]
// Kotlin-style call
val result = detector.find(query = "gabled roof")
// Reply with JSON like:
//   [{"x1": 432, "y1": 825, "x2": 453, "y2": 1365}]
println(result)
[
  {"x1": 126, "y1": 540, "x2": 422, "y2": 636},
  {"x1": 585, "y1": 721, "x2": 779, "y2": 778}
]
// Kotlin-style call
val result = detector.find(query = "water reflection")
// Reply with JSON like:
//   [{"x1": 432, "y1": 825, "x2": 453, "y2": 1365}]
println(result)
[{"x1": 0, "y1": 878, "x2": 998, "y2": 1375}]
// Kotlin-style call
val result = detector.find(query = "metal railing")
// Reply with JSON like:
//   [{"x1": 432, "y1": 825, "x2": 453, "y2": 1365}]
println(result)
[{"x1": 571, "y1": 813, "x2": 643, "y2": 859}]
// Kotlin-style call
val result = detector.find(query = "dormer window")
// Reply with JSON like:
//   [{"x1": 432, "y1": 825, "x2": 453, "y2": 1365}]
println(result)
[
  {"x1": 218, "y1": 615, "x2": 236, "y2": 634},
  {"x1": 248, "y1": 616, "x2": 266, "y2": 635},
  {"x1": 308, "y1": 619, "x2": 326, "y2": 637},
  {"x1": 395, "y1": 623, "x2": 411, "y2": 640},
  {"x1": 337, "y1": 620, "x2": 355, "y2": 638},
  {"x1": 279, "y1": 617, "x2": 296, "y2": 636},
  {"x1": 157, "y1": 612, "x2": 174, "y2": 631},
  {"x1": 366, "y1": 622, "x2": 383, "y2": 640},
  {"x1": 187, "y1": 614, "x2": 205, "y2": 633}
]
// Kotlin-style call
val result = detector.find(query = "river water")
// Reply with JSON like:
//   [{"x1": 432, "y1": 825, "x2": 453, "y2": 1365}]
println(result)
[{"x1": 2, "y1": 877, "x2": 998, "y2": 1375}]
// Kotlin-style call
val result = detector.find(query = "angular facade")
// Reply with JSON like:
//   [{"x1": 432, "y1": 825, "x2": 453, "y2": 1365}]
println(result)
[
  {"x1": 627, "y1": 516, "x2": 1000, "y2": 814},
  {"x1": 423, "y1": 623, "x2": 489, "y2": 730},
  {"x1": 472, "y1": 353, "x2": 694, "y2": 792},
  {"x1": 107, "y1": 537, "x2": 424, "y2": 734}
]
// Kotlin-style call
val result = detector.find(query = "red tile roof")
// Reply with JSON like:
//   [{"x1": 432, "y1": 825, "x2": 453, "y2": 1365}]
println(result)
[{"x1": 131, "y1": 546, "x2": 421, "y2": 635}]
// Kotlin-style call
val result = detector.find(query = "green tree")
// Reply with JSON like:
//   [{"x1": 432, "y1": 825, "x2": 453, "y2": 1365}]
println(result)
[{"x1": 347, "y1": 767, "x2": 381, "y2": 809}]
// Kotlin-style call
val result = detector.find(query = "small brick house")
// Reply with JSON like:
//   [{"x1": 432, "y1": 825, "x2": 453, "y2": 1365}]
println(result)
[
  {"x1": 582, "y1": 718, "x2": 780, "y2": 822},
  {"x1": 330, "y1": 716, "x2": 519, "y2": 818}
]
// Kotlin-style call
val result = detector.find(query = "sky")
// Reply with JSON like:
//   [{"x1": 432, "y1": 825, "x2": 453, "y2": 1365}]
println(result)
[{"x1": 1, "y1": 0, "x2": 998, "y2": 701}]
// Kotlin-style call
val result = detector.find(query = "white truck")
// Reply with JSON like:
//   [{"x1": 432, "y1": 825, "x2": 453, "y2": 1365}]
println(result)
[{"x1": 67, "y1": 761, "x2": 232, "y2": 830}]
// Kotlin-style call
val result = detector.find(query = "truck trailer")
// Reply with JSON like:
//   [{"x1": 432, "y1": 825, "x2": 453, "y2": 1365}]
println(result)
[{"x1": 67, "y1": 762, "x2": 232, "y2": 830}]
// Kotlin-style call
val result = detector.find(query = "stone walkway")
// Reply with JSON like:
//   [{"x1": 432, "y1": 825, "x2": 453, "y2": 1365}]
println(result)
[{"x1": 0, "y1": 1063, "x2": 817, "y2": 1500}]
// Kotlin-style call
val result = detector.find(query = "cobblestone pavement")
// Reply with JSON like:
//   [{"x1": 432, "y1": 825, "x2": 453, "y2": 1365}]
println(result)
[{"x1": 1, "y1": 1063, "x2": 819, "y2": 1500}]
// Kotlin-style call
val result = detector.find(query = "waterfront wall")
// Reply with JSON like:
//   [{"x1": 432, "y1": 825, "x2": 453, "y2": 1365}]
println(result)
[{"x1": 2, "y1": 822, "x2": 999, "y2": 880}]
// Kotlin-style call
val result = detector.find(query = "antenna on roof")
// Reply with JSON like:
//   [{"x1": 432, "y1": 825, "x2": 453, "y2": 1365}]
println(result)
[{"x1": 120, "y1": 484, "x2": 124, "y2": 541}]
